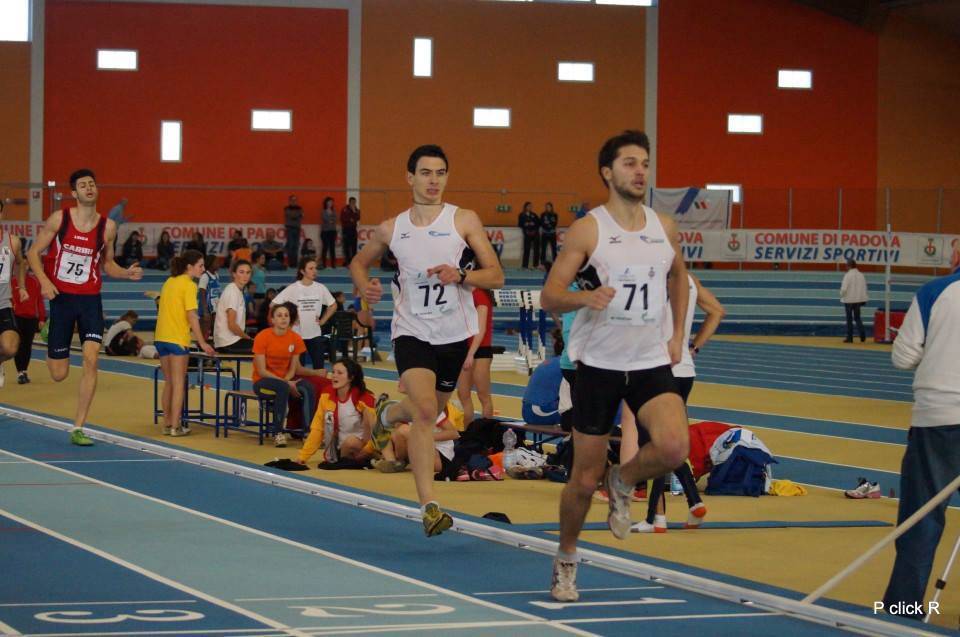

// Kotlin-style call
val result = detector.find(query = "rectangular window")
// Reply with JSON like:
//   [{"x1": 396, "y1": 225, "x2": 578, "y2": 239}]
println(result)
[
  {"x1": 706, "y1": 183, "x2": 742, "y2": 204},
  {"x1": 727, "y1": 114, "x2": 762, "y2": 134},
  {"x1": 778, "y1": 69, "x2": 813, "y2": 89},
  {"x1": 596, "y1": 0, "x2": 654, "y2": 6},
  {"x1": 0, "y1": 0, "x2": 30, "y2": 42},
  {"x1": 413, "y1": 37, "x2": 432, "y2": 77},
  {"x1": 161, "y1": 121, "x2": 182, "y2": 162},
  {"x1": 473, "y1": 108, "x2": 510, "y2": 128},
  {"x1": 251, "y1": 110, "x2": 292, "y2": 132},
  {"x1": 557, "y1": 62, "x2": 594, "y2": 82},
  {"x1": 97, "y1": 49, "x2": 138, "y2": 71}
]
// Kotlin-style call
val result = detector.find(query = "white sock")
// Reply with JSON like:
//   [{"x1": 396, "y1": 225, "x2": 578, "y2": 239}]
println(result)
[
  {"x1": 556, "y1": 550, "x2": 577, "y2": 563},
  {"x1": 653, "y1": 514, "x2": 667, "y2": 528}
]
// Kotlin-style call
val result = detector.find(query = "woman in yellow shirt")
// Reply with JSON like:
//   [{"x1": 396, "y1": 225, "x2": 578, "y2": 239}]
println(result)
[{"x1": 154, "y1": 250, "x2": 214, "y2": 436}]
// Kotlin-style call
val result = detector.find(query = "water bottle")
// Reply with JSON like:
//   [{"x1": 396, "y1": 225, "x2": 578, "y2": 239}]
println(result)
[
  {"x1": 670, "y1": 472, "x2": 683, "y2": 495},
  {"x1": 502, "y1": 428, "x2": 518, "y2": 470}
]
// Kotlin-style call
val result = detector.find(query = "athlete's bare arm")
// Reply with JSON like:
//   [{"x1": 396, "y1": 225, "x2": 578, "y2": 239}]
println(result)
[
  {"x1": 12, "y1": 236, "x2": 27, "y2": 302},
  {"x1": 432, "y1": 209, "x2": 503, "y2": 289},
  {"x1": 541, "y1": 216, "x2": 615, "y2": 314},
  {"x1": 349, "y1": 217, "x2": 396, "y2": 306},
  {"x1": 27, "y1": 210, "x2": 64, "y2": 300},
  {"x1": 659, "y1": 213, "x2": 689, "y2": 364},
  {"x1": 691, "y1": 274, "x2": 725, "y2": 352},
  {"x1": 102, "y1": 220, "x2": 143, "y2": 281}
]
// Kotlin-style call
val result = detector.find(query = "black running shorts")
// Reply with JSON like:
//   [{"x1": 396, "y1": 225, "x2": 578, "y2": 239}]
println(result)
[{"x1": 573, "y1": 362, "x2": 680, "y2": 436}]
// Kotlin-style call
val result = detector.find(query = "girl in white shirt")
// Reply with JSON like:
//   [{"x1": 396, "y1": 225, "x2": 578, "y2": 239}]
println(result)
[
  {"x1": 271, "y1": 257, "x2": 337, "y2": 369},
  {"x1": 214, "y1": 259, "x2": 254, "y2": 353}
]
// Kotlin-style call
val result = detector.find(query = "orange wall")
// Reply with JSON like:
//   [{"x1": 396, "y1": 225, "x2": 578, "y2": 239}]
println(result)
[
  {"x1": 0, "y1": 42, "x2": 32, "y2": 221},
  {"x1": 44, "y1": 1, "x2": 349, "y2": 223},
  {"x1": 359, "y1": 0, "x2": 647, "y2": 225},
  {"x1": 657, "y1": 0, "x2": 879, "y2": 230},
  {"x1": 877, "y1": 15, "x2": 960, "y2": 235}
]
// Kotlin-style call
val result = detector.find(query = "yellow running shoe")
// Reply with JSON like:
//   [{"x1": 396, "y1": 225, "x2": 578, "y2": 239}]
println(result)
[{"x1": 422, "y1": 502, "x2": 453, "y2": 537}]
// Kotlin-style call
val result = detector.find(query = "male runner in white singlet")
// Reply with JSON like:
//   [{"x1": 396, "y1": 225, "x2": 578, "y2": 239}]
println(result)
[
  {"x1": 541, "y1": 131, "x2": 691, "y2": 601},
  {"x1": 350, "y1": 145, "x2": 503, "y2": 537}
]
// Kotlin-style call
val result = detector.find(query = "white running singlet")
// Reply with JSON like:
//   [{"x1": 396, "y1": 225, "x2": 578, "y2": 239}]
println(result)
[
  {"x1": 566, "y1": 205, "x2": 676, "y2": 372},
  {"x1": 389, "y1": 204, "x2": 479, "y2": 344},
  {"x1": 671, "y1": 274, "x2": 698, "y2": 378}
]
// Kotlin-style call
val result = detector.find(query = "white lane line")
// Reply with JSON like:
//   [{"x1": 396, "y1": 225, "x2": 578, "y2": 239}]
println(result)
[
  {"x1": 560, "y1": 611, "x2": 776, "y2": 624},
  {"x1": 49, "y1": 459, "x2": 176, "y2": 464},
  {"x1": 0, "y1": 449, "x2": 591, "y2": 637},
  {"x1": 532, "y1": 598, "x2": 685, "y2": 610},
  {"x1": 0, "y1": 507, "x2": 309, "y2": 637},
  {"x1": 20, "y1": 630, "x2": 279, "y2": 637},
  {"x1": 0, "y1": 617, "x2": 22, "y2": 635},
  {"x1": 0, "y1": 599, "x2": 196, "y2": 607},
  {"x1": 474, "y1": 586, "x2": 664, "y2": 596},
  {"x1": 235, "y1": 594, "x2": 438, "y2": 602}
]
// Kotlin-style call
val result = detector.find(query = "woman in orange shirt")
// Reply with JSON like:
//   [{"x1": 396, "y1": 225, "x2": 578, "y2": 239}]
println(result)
[{"x1": 253, "y1": 302, "x2": 317, "y2": 448}]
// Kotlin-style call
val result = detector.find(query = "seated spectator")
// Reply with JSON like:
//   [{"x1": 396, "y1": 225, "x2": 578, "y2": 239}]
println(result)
[
  {"x1": 119, "y1": 231, "x2": 143, "y2": 268},
  {"x1": 151, "y1": 230, "x2": 176, "y2": 270},
  {"x1": 256, "y1": 287, "x2": 278, "y2": 331},
  {"x1": 214, "y1": 260, "x2": 254, "y2": 354},
  {"x1": 260, "y1": 228, "x2": 285, "y2": 270},
  {"x1": 183, "y1": 231, "x2": 207, "y2": 257},
  {"x1": 104, "y1": 311, "x2": 139, "y2": 355},
  {"x1": 301, "y1": 238, "x2": 317, "y2": 262},
  {"x1": 252, "y1": 302, "x2": 319, "y2": 447},
  {"x1": 226, "y1": 229, "x2": 249, "y2": 268},
  {"x1": 297, "y1": 359, "x2": 375, "y2": 465},
  {"x1": 375, "y1": 409, "x2": 459, "y2": 474},
  {"x1": 251, "y1": 251, "x2": 267, "y2": 301}
]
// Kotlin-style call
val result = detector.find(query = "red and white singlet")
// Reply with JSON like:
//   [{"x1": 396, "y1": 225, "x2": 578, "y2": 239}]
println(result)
[{"x1": 44, "y1": 208, "x2": 107, "y2": 295}]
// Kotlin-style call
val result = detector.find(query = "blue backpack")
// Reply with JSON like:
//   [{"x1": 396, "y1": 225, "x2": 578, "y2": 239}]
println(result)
[{"x1": 705, "y1": 446, "x2": 776, "y2": 497}]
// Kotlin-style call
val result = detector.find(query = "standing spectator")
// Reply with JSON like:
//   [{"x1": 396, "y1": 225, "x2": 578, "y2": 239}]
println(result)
[
  {"x1": 882, "y1": 244, "x2": 960, "y2": 620},
  {"x1": 518, "y1": 201, "x2": 540, "y2": 269},
  {"x1": 154, "y1": 250, "x2": 215, "y2": 437},
  {"x1": 840, "y1": 258, "x2": 868, "y2": 343},
  {"x1": 283, "y1": 195, "x2": 303, "y2": 268},
  {"x1": 226, "y1": 229, "x2": 249, "y2": 268},
  {"x1": 12, "y1": 270, "x2": 45, "y2": 385},
  {"x1": 340, "y1": 196, "x2": 361, "y2": 266},
  {"x1": 271, "y1": 257, "x2": 337, "y2": 370},
  {"x1": 300, "y1": 238, "x2": 317, "y2": 262},
  {"x1": 152, "y1": 230, "x2": 176, "y2": 270},
  {"x1": 260, "y1": 228, "x2": 285, "y2": 270},
  {"x1": 215, "y1": 259, "x2": 255, "y2": 354},
  {"x1": 320, "y1": 197, "x2": 338, "y2": 268},
  {"x1": 575, "y1": 201, "x2": 589, "y2": 220},
  {"x1": 197, "y1": 255, "x2": 221, "y2": 338},
  {"x1": 118, "y1": 230, "x2": 143, "y2": 268},
  {"x1": 540, "y1": 202, "x2": 559, "y2": 265},
  {"x1": 183, "y1": 231, "x2": 207, "y2": 257},
  {"x1": 252, "y1": 302, "x2": 317, "y2": 447}
]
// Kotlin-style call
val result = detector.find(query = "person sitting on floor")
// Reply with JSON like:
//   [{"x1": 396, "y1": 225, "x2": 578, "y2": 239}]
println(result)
[
  {"x1": 104, "y1": 310, "x2": 139, "y2": 356},
  {"x1": 374, "y1": 409, "x2": 459, "y2": 474},
  {"x1": 296, "y1": 358, "x2": 376, "y2": 466}
]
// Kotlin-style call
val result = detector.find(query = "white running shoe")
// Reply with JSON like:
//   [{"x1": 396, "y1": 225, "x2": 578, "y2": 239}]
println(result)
[
  {"x1": 631, "y1": 515, "x2": 667, "y2": 534},
  {"x1": 605, "y1": 465, "x2": 633, "y2": 539},
  {"x1": 550, "y1": 558, "x2": 579, "y2": 602},
  {"x1": 169, "y1": 426, "x2": 190, "y2": 437},
  {"x1": 0, "y1": 364, "x2": 5, "y2": 389},
  {"x1": 274, "y1": 432, "x2": 288, "y2": 448},
  {"x1": 844, "y1": 477, "x2": 881, "y2": 499}
]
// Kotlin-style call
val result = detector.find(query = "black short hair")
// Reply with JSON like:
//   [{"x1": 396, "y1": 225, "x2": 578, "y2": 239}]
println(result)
[
  {"x1": 597, "y1": 130, "x2": 650, "y2": 188},
  {"x1": 69, "y1": 168, "x2": 96, "y2": 191},
  {"x1": 407, "y1": 145, "x2": 448, "y2": 174}
]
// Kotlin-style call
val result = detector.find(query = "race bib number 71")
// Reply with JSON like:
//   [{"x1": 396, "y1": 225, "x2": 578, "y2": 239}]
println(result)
[{"x1": 606, "y1": 263, "x2": 666, "y2": 326}]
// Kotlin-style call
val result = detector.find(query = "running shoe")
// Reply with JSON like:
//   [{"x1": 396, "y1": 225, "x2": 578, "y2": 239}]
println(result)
[
  {"x1": 274, "y1": 432, "x2": 288, "y2": 448},
  {"x1": 17, "y1": 372, "x2": 28, "y2": 385},
  {"x1": 550, "y1": 558, "x2": 579, "y2": 602},
  {"x1": 604, "y1": 465, "x2": 633, "y2": 539},
  {"x1": 631, "y1": 515, "x2": 667, "y2": 534},
  {"x1": 593, "y1": 488, "x2": 609, "y2": 502},
  {"x1": 371, "y1": 397, "x2": 400, "y2": 451},
  {"x1": 162, "y1": 425, "x2": 172, "y2": 435},
  {"x1": 170, "y1": 426, "x2": 191, "y2": 437},
  {"x1": 844, "y1": 477, "x2": 881, "y2": 499},
  {"x1": 69, "y1": 429, "x2": 94, "y2": 446},
  {"x1": 373, "y1": 459, "x2": 406, "y2": 473},
  {"x1": 685, "y1": 502, "x2": 708, "y2": 528},
  {"x1": 422, "y1": 502, "x2": 453, "y2": 537},
  {"x1": 632, "y1": 487, "x2": 647, "y2": 502},
  {"x1": 0, "y1": 365, "x2": 5, "y2": 388}
]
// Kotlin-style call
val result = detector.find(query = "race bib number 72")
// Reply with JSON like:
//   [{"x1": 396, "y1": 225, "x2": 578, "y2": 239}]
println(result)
[{"x1": 407, "y1": 271, "x2": 457, "y2": 320}]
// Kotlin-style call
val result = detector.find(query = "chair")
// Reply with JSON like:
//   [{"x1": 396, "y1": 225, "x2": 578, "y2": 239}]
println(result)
[{"x1": 329, "y1": 310, "x2": 376, "y2": 363}]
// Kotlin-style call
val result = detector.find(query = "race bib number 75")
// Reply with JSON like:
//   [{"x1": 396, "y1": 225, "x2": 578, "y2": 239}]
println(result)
[
  {"x1": 606, "y1": 263, "x2": 666, "y2": 326},
  {"x1": 56, "y1": 253, "x2": 93, "y2": 285}
]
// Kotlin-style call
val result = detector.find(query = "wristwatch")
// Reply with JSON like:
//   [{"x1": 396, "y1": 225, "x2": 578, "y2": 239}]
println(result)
[{"x1": 457, "y1": 267, "x2": 467, "y2": 284}]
